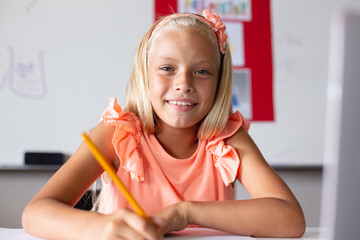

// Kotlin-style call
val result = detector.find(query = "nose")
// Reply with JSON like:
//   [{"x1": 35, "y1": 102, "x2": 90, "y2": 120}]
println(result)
[{"x1": 174, "y1": 70, "x2": 194, "y2": 93}]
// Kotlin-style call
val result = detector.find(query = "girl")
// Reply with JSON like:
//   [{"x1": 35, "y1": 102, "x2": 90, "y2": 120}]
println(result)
[{"x1": 22, "y1": 9, "x2": 305, "y2": 240}]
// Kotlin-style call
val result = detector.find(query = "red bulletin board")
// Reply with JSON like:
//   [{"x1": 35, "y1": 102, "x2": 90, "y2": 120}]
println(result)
[{"x1": 154, "y1": 0, "x2": 274, "y2": 121}]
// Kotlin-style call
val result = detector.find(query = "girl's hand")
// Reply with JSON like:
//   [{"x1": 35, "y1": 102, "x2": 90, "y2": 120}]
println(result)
[
  {"x1": 153, "y1": 202, "x2": 191, "y2": 235},
  {"x1": 90, "y1": 208, "x2": 165, "y2": 240}
]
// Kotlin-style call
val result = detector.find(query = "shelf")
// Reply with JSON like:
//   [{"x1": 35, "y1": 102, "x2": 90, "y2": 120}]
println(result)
[{"x1": 0, "y1": 164, "x2": 62, "y2": 171}]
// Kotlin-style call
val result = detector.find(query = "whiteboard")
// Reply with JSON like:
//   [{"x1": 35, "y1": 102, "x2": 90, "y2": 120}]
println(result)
[
  {"x1": 1, "y1": 0, "x2": 359, "y2": 166},
  {"x1": 0, "y1": 0, "x2": 154, "y2": 164}
]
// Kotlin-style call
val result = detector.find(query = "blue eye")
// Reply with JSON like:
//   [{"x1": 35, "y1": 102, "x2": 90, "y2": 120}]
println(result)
[
  {"x1": 160, "y1": 66, "x2": 173, "y2": 72},
  {"x1": 196, "y1": 69, "x2": 209, "y2": 75}
]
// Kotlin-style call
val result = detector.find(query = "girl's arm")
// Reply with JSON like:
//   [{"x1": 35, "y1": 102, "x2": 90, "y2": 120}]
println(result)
[
  {"x1": 22, "y1": 122, "x2": 162, "y2": 240},
  {"x1": 154, "y1": 127, "x2": 306, "y2": 238}
]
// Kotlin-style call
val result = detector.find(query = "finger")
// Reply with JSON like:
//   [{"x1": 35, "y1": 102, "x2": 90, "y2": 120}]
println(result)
[
  {"x1": 152, "y1": 217, "x2": 167, "y2": 235},
  {"x1": 117, "y1": 209, "x2": 160, "y2": 240},
  {"x1": 116, "y1": 222, "x2": 149, "y2": 240},
  {"x1": 101, "y1": 217, "x2": 145, "y2": 240}
]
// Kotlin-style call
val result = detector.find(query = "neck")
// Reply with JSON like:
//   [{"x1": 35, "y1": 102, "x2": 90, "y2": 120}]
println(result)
[{"x1": 154, "y1": 121, "x2": 199, "y2": 159}]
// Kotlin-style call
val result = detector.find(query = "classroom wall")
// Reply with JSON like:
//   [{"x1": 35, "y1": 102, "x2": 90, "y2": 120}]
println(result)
[
  {"x1": 0, "y1": 169, "x2": 57, "y2": 228},
  {"x1": 235, "y1": 168, "x2": 323, "y2": 228},
  {"x1": 0, "y1": 168, "x2": 322, "y2": 228}
]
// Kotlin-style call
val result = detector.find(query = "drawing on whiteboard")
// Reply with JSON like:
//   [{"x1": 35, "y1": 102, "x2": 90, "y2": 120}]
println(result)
[
  {"x1": 0, "y1": 47, "x2": 47, "y2": 99},
  {"x1": 26, "y1": 0, "x2": 38, "y2": 14}
]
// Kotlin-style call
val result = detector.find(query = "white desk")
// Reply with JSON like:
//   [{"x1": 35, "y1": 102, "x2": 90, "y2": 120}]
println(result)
[{"x1": 0, "y1": 227, "x2": 323, "y2": 240}]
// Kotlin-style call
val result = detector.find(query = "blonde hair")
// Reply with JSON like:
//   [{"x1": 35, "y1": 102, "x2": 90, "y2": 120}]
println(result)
[{"x1": 124, "y1": 14, "x2": 233, "y2": 140}]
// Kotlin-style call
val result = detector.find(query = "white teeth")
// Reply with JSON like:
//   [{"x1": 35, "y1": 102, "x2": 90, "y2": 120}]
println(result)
[{"x1": 168, "y1": 101, "x2": 193, "y2": 106}]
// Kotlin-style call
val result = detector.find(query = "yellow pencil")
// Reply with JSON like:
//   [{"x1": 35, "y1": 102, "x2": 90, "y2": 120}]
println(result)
[{"x1": 81, "y1": 133, "x2": 155, "y2": 225}]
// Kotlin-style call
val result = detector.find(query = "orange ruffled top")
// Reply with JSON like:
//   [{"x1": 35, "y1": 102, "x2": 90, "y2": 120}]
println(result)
[{"x1": 99, "y1": 97, "x2": 250, "y2": 215}]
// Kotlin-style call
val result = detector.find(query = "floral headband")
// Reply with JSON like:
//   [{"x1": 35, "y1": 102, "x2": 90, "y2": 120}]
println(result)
[{"x1": 150, "y1": 9, "x2": 227, "y2": 54}]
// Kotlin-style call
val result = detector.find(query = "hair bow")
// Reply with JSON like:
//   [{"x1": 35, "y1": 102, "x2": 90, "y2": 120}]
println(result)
[{"x1": 202, "y1": 9, "x2": 227, "y2": 54}]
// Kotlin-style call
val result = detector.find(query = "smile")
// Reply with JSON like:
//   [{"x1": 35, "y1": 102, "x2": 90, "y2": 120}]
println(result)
[{"x1": 168, "y1": 100, "x2": 195, "y2": 106}]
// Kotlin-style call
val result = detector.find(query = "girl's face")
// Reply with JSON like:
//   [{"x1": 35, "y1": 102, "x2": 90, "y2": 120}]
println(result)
[{"x1": 148, "y1": 26, "x2": 220, "y2": 131}]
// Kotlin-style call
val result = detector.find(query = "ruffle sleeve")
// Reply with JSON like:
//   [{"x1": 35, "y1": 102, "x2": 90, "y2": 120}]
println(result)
[
  {"x1": 206, "y1": 111, "x2": 250, "y2": 186},
  {"x1": 101, "y1": 97, "x2": 144, "y2": 182}
]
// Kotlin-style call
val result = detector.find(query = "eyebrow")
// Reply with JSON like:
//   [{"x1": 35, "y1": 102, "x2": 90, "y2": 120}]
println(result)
[{"x1": 153, "y1": 56, "x2": 218, "y2": 66}]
